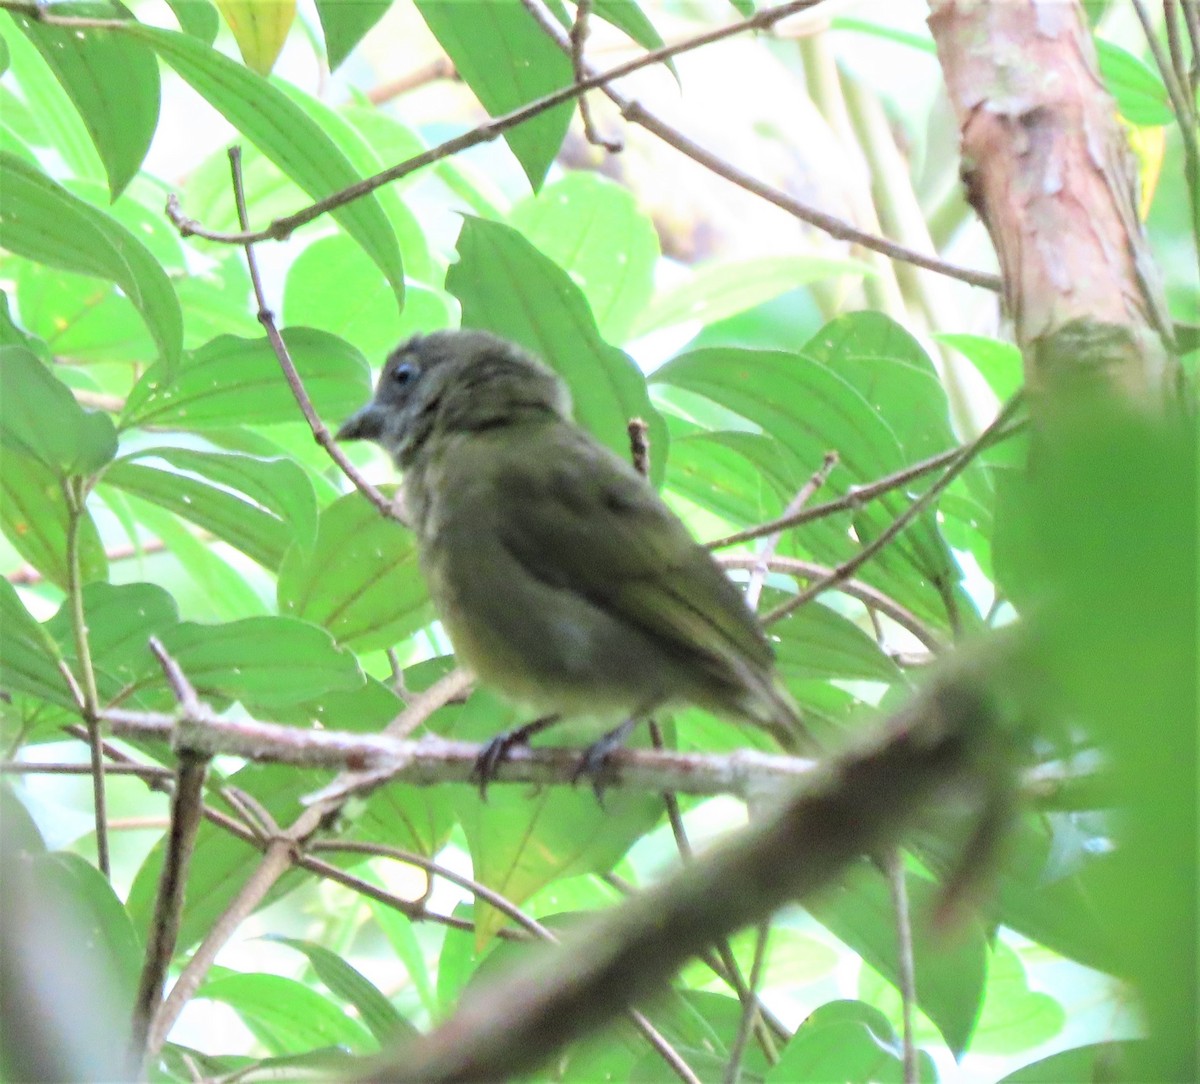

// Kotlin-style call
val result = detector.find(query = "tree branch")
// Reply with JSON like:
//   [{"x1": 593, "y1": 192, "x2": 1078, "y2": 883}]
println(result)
[{"x1": 358, "y1": 668, "x2": 1003, "y2": 1082}]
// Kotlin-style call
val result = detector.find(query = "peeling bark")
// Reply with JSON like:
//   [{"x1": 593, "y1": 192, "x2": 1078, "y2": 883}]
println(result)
[{"x1": 928, "y1": 0, "x2": 1181, "y2": 410}]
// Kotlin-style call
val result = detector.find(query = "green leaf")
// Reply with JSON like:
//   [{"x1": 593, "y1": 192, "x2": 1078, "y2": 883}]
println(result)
[
  {"x1": 654, "y1": 346, "x2": 956, "y2": 622},
  {"x1": 25, "y1": 851, "x2": 142, "y2": 1026},
  {"x1": 214, "y1": 0, "x2": 295, "y2": 75},
  {"x1": 10, "y1": 0, "x2": 159, "y2": 199},
  {"x1": 126, "y1": 762, "x2": 313, "y2": 949},
  {"x1": 164, "y1": 0, "x2": 220, "y2": 42},
  {"x1": 590, "y1": 1, "x2": 673, "y2": 76},
  {"x1": 769, "y1": 1000, "x2": 934, "y2": 1083},
  {"x1": 509, "y1": 172, "x2": 660, "y2": 344},
  {"x1": 122, "y1": 327, "x2": 371, "y2": 430},
  {"x1": 0, "y1": 454, "x2": 106, "y2": 588},
  {"x1": 272, "y1": 80, "x2": 434, "y2": 284},
  {"x1": 0, "y1": 11, "x2": 105, "y2": 182},
  {"x1": 120, "y1": 23, "x2": 405, "y2": 306},
  {"x1": 368, "y1": 898, "x2": 438, "y2": 1017},
  {"x1": 283, "y1": 234, "x2": 453, "y2": 361},
  {"x1": 959, "y1": 941, "x2": 1065, "y2": 1055},
  {"x1": 0, "y1": 578, "x2": 73, "y2": 707},
  {"x1": 998, "y1": 1041, "x2": 1148, "y2": 1083},
  {"x1": 104, "y1": 448, "x2": 316, "y2": 571},
  {"x1": 315, "y1": 0, "x2": 390, "y2": 70},
  {"x1": 809, "y1": 862, "x2": 987, "y2": 1057},
  {"x1": 263, "y1": 936, "x2": 414, "y2": 1044},
  {"x1": 448, "y1": 689, "x2": 662, "y2": 946},
  {"x1": 664, "y1": 429, "x2": 792, "y2": 529},
  {"x1": 155, "y1": 615, "x2": 364, "y2": 709},
  {"x1": 119, "y1": 496, "x2": 267, "y2": 621},
  {"x1": 14, "y1": 260, "x2": 156, "y2": 365},
  {"x1": 772, "y1": 602, "x2": 903, "y2": 685},
  {"x1": 633, "y1": 254, "x2": 871, "y2": 338},
  {"x1": 196, "y1": 972, "x2": 376, "y2": 1054},
  {"x1": 45, "y1": 581, "x2": 180, "y2": 708},
  {"x1": 134, "y1": 446, "x2": 316, "y2": 549},
  {"x1": 0, "y1": 346, "x2": 117, "y2": 475},
  {"x1": 803, "y1": 311, "x2": 955, "y2": 463},
  {"x1": 414, "y1": 0, "x2": 573, "y2": 189},
  {"x1": 1097, "y1": 39, "x2": 1174, "y2": 126},
  {"x1": 102, "y1": 462, "x2": 290, "y2": 571},
  {"x1": 0, "y1": 153, "x2": 183, "y2": 366},
  {"x1": 447, "y1": 216, "x2": 669, "y2": 487},
  {"x1": 277, "y1": 491, "x2": 433, "y2": 652},
  {"x1": 937, "y1": 333, "x2": 1024, "y2": 402}
]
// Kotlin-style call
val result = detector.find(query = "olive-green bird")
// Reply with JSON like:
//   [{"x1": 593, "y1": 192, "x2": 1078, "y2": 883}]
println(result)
[{"x1": 336, "y1": 330, "x2": 806, "y2": 778}]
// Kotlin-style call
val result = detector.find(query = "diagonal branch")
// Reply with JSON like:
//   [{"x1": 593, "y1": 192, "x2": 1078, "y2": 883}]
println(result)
[
  {"x1": 358, "y1": 665, "x2": 1005, "y2": 1082},
  {"x1": 164, "y1": 0, "x2": 828, "y2": 246},
  {"x1": 516, "y1": 0, "x2": 1002, "y2": 292}
]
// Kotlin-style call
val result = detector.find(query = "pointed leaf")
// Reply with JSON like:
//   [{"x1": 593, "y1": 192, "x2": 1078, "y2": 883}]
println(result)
[
  {"x1": 0, "y1": 346, "x2": 117, "y2": 475},
  {"x1": 214, "y1": 0, "x2": 295, "y2": 74},
  {"x1": 0, "y1": 454, "x2": 106, "y2": 588},
  {"x1": 9, "y1": 0, "x2": 160, "y2": 199},
  {"x1": 634, "y1": 255, "x2": 871, "y2": 339},
  {"x1": 276, "y1": 490, "x2": 433, "y2": 652},
  {"x1": 0, "y1": 153, "x2": 182, "y2": 366},
  {"x1": 122, "y1": 328, "x2": 370, "y2": 430},
  {"x1": 121, "y1": 23, "x2": 405, "y2": 306},
  {"x1": 156, "y1": 615, "x2": 364, "y2": 708},
  {"x1": 414, "y1": 0, "x2": 573, "y2": 189},
  {"x1": 0, "y1": 579, "x2": 73, "y2": 707},
  {"x1": 509, "y1": 173, "x2": 660, "y2": 344},
  {"x1": 263, "y1": 936, "x2": 413, "y2": 1044},
  {"x1": 195, "y1": 972, "x2": 376, "y2": 1054},
  {"x1": 448, "y1": 216, "x2": 668, "y2": 487},
  {"x1": 315, "y1": 0, "x2": 390, "y2": 70}
]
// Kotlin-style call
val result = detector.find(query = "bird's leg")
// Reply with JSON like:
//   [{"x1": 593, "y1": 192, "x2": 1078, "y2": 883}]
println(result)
[
  {"x1": 571, "y1": 713, "x2": 652, "y2": 803},
  {"x1": 471, "y1": 713, "x2": 562, "y2": 800}
]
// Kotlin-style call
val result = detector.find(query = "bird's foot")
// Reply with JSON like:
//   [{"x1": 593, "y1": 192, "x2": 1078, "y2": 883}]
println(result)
[
  {"x1": 471, "y1": 714, "x2": 561, "y2": 801},
  {"x1": 571, "y1": 717, "x2": 639, "y2": 804}
]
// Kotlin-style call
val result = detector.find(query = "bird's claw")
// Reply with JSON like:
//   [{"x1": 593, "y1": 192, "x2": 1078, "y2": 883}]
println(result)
[{"x1": 570, "y1": 718, "x2": 638, "y2": 805}]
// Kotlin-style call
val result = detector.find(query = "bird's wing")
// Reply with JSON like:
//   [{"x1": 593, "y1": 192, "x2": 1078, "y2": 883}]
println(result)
[{"x1": 481, "y1": 423, "x2": 777, "y2": 683}]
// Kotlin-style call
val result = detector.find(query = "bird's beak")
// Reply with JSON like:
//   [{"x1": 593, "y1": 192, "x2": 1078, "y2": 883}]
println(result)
[{"x1": 335, "y1": 403, "x2": 384, "y2": 442}]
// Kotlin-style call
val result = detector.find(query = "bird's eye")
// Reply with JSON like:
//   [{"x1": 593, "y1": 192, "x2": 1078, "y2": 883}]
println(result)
[{"x1": 392, "y1": 362, "x2": 416, "y2": 386}]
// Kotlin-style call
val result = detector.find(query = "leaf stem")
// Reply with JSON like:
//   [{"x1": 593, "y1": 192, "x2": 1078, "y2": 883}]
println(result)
[{"x1": 63, "y1": 475, "x2": 109, "y2": 879}]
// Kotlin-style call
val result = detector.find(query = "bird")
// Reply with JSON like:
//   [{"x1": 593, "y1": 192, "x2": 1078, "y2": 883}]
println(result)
[{"x1": 335, "y1": 329, "x2": 806, "y2": 787}]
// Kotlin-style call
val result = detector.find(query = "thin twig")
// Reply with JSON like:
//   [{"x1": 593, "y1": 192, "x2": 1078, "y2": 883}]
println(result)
[
  {"x1": 0, "y1": 761, "x2": 172, "y2": 780},
  {"x1": 0, "y1": 0, "x2": 124, "y2": 27},
  {"x1": 130, "y1": 643, "x2": 210, "y2": 1073},
  {"x1": 128, "y1": 754, "x2": 207, "y2": 1073},
  {"x1": 226, "y1": 146, "x2": 395, "y2": 518},
  {"x1": 744, "y1": 452, "x2": 838, "y2": 612},
  {"x1": 146, "y1": 837, "x2": 299, "y2": 1060},
  {"x1": 365, "y1": 55, "x2": 457, "y2": 105},
  {"x1": 1183, "y1": 0, "x2": 1200, "y2": 93},
  {"x1": 885, "y1": 849, "x2": 919, "y2": 1084},
  {"x1": 517, "y1": 0, "x2": 1002, "y2": 293},
  {"x1": 62, "y1": 476, "x2": 109, "y2": 879},
  {"x1": 55, "y1": 726, "x2": 497, "y2": 943},
  {"x1": 164, "y1": 1, "x2": 826, "y2": 246},
  {"x1": 719, "y1": 554, "x2": 944, "y2": 653},
  {"x1": 8, "y1": 536, "x2": 173, "y2": 586},
  {"x1": 762, "y1": 397, "x2": 1023, "y2": 626},
  {"x1": 571, "y1": 0, "x2": 623, "y2": 151},
  {"x1": 1133, "y1": 0, "x2": 1200, "y2": 282},
  {"x1": 724, "y1": 922, "x2": 771, "y2": 1084},
  {"x1": 362, "y1": 665, "x2": 1002, "y2": 1082},
  {"x1": 706, "y1": 430, "x2": 1019, "y2": 552},
  {"x1": 301, "y1": 847, "x2": 701, "y2": 1081}
]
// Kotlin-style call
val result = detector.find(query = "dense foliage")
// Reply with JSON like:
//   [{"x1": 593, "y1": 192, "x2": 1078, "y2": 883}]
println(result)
[{"x1": 0, "y1": 1, "x2": 1194, "y2": 1082}]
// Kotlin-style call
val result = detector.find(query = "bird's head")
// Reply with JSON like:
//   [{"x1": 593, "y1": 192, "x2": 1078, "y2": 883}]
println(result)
[{"x1": 335, "y1": 330, "x2": 571, "y2": 469}]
